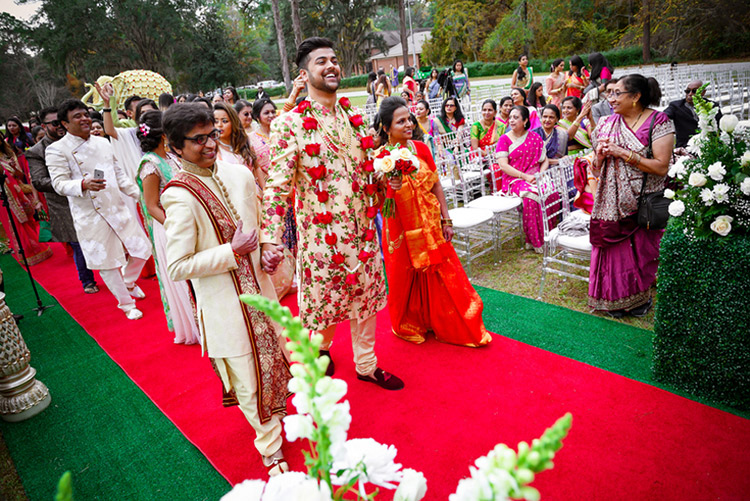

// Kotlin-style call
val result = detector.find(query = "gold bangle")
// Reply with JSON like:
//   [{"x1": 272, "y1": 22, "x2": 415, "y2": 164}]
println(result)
[{"x1": 626, "y1": 151, "x2": 634, "y2": 164}]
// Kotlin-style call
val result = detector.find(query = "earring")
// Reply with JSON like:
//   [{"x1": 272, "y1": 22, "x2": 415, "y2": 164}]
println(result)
[{"x1": 632, "y1": 101, "x2": 636, "y2": 108}]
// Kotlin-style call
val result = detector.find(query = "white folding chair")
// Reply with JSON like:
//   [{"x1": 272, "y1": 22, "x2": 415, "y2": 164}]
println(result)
[
  {"x1": 465, "y1": 151, "x2": 523, "y2": 260},
  {"x1": 536, "y1": 165, "x2": 592, "y2": 299},
  {"x1": 436, "y1": 155, "x2": 495, "y2": 280}
]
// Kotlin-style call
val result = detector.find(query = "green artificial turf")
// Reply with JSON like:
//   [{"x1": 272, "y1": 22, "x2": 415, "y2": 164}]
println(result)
[
  {"x1": 476, "y1": 285, "x2": 749, "y2": 419},
  {"x1": 0, "y1": 255, "x2": 230, "y2": 500}
]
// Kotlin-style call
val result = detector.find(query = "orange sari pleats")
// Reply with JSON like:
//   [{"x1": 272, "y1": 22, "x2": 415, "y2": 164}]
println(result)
[{"x1": 382, "y1": 146, "x2": 491, "y2": 347}]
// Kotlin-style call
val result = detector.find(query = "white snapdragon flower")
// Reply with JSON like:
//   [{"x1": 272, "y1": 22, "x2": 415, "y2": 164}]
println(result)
[
  {"x1": 663, "y1": 188, "x2": 675, "y2": 199},
  {"x1": 394, "y1": 468, "x2": 428, "y2": 501},
  {"x1": 324, "y1": 401, "x2": 352, "y2": 448},
  {"x1": 263, "y1": 472, "x2": 333, "y2": 501},
  {"x1": 741, "y1": 151, "x2": 750, "y2": 167},
  {"x1": 331, "y1": 438, "x2": 403, "y2": 496},
  {"x1": 291, "y1": 391, "x2": 312, "y2": 414},
  {"x1": 712, "y1": 183, "x2": 730, "y2": 203},
  {"x1": 706, "y1": 161, "x2": 726, "y2": 181},
  {"x1": 719, "y1": 114, "x2": 739, "y2": 134},
  {"x1": 688, "y1": 172, "x2": 707, "y2": 187},
  {"x1": 740, "y1": 177, "x2": 750, "y2": 196},
  {"x1": 710, "y1": 215, "x2": 733, "y2": 236},
  {"x1": 284, "y1": 413, "x2": 315, "y2": 442},
  {"x1": 687, "y1": 134, "x2": 703, "y2": 155},
  {"x1": 313, "y1": 377, "x2": 348, "y2": 413},
  {"x1": 700, "y1": 188, "x2": 715, "y2": 206},
  {"x1": 221, "y1": 480, "x2": 265, "y2": 501},
  {"x1": 668, "y1": 200, "x2": 686, "y2": 217}
]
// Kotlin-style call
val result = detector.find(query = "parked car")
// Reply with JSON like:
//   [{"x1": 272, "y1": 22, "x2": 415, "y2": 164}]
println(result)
[{"x1": 256, "y1": 80, "x2": 281, "y2": 88}]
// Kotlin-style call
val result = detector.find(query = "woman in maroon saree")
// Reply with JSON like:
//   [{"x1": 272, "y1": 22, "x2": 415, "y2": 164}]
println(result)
[{"x1": 589, "y1": 75, "x2": 675, "y2": 317}]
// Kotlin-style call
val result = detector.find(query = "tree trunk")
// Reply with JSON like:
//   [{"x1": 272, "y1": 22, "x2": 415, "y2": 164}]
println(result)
[
  {"x1": 642, "y1": 0, "x2": 651, "y2": 62},
  {"x1": 290, "y1": 0, "x2": 303, "y2": 47},
  {"x1": 522, "y1": 0, "x2": 530, "y2": 55},
  {"x1": 398, "y1": 0, "x2": 409, "y2": 71},
  {"x1": 271, "y1": 0, "x2": 292, "y2": 93}
]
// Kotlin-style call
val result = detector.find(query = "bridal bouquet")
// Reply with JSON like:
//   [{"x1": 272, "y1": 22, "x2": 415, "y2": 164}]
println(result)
[
  {"x1": 666, "y1": 84, "x2": 750, "y2": 239},
  {"x1": 373, "y1": 145, "x2": 420, "y2": 218},
  {"x1": 222, "y1": 295, "x2": 572, "y2": 501}
]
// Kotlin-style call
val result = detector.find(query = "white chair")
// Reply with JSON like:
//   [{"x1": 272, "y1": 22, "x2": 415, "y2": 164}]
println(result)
[
  {"x1": 436, "y1": 155, "x2": 495, "y2": 280},
  {"x1": 465, "y1": 152, "x2": 523, "y2": 260},
  {"x1": 536, "y1": 165, "x2": 592, "y2": 299}
]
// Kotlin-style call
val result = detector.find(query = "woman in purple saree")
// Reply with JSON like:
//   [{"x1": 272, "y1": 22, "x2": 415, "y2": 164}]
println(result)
[
  {"x1": 589, "y1": 75, "x2": 675, "y2": 317},
  {"x1": 496, "y1": 105, "x2": 549, "y2": 251}
]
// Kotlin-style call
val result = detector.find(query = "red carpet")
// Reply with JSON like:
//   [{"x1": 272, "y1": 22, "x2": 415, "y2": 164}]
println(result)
[{"x1": 30, "y1": 244, "x2": 750, "y2": 500}]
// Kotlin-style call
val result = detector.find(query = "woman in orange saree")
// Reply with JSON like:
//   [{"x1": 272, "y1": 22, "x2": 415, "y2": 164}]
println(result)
[{"x1": 377, "y1": 97, "x2": 491, "y2": 347}]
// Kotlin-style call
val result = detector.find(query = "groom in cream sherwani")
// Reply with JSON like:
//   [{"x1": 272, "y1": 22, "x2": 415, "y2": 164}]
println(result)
[{"x1": 46, "y1": 99, "x2": 151, "y2": 320}]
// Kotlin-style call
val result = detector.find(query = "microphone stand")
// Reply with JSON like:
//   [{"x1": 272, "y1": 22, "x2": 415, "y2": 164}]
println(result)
[{"x1": 0, "y1": 169, "x2": 54, "y2": 316}]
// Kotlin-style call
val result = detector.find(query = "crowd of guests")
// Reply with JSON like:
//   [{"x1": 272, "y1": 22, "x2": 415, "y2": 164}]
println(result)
[{"x1": 0, "y1": 37, "x2": 723, "y2": 475}]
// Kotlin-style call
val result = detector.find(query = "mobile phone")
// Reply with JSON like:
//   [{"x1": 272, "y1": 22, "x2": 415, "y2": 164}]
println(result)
[{"x1": 93, "y1": 169, "x2": 104, "y2": 180}]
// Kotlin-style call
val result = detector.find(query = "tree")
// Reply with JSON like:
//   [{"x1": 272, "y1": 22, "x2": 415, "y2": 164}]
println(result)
[
  {"x1": 642, "y1": 0, "x2": 651, "y2": 62},
  {"x1": 270, "y1": 0, "x2": 292, "y2": 92},
  {"x1": 290, "y1": 0, "x2": 303, "y2": 47},
  {"x1": 398, "y1": 0, "x2": 409, "y2": 68}
]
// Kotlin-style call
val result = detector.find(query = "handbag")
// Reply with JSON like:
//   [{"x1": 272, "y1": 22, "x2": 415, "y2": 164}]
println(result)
[{"x1": 637, "y1": 114, "x2": 670, "y2": 230}]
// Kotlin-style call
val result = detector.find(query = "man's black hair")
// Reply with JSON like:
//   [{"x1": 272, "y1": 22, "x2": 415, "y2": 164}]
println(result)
[
  {"x1": 57, "y1": 99, "x2": 88, "y2": 123},
  {"x1": 124, "y1": 95, "x2": 142, "y2": 112},
  {"x1": 163, "y1": 103, "x2": 214, "y2": 150},
  {"x1": 39, "y1": 106, "x2": 57, "y2": 122},
  {"x1": 295, "y1": 37, "x2": 334, "y2": 69}
]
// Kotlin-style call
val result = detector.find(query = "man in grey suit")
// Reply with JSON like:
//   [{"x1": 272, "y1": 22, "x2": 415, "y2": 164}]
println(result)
[
  {"x1": 27, "y1": 106, "x2": 98, "y2": 294},
  {"x1": 590, "y1": 78, "x2": 618, "y2": 127}
]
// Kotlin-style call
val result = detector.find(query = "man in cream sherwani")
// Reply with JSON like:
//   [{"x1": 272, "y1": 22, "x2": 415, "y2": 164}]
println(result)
[
  {"x1": 160, "y1": 104, "x2": 291, "y2": 476},
  {"x1": 46, "y1": 99, "x2": 151, "y2": 320}
]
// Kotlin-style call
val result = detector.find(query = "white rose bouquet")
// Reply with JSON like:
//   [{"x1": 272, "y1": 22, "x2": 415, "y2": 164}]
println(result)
[
  {"x1": 667, "y1": 84, "x2": 750, "y2": 239},
  {"x1": 373, "y1": 144, "x2": 420, "y2": 218}
]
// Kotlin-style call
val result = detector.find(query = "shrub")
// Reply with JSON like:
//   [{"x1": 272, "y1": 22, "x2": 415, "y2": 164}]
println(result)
[{"x1": 653, "y1": 218, "x2": 750, "y2": 410}]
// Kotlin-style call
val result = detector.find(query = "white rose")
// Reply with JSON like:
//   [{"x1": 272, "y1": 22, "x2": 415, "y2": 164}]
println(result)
[
  {"x1": 719, "y1": 114, "x2": 739, "y2": 134},
  {"x1": 397, "y1": 147, "x2": 414, "y2": 161},
  {"x1": 688, "y1": 172, "x2": 707, "y2": 187},
  {"x1": 664, "y1": 188, "x2": 675, "y2": 199},
  {"x1": 375, "y1": 155, "x2": 396, "y2": 174},
  {"x1": 741, "y1": 151, "x2": 750, "y2": 167},
  {"x1": 710, "y1": 215, "x2": 733, "y2": 236},
  {"x1": 740, "y1": 177, "x2": 750, "y2": 196},
  {"x1": 668, "y1": 200, "x2": 685, "y2": 217},
  {"x1": 706, "y1": 161, "x2": 726, "y2": 181},
  {"x1": 394, "y1": 469, "x2": 428, "y2": 501},
  {"x1": 700, "y1": 188, "x2": 715, "y2": 206},
  {"x1": 712, "y1": 183, "x2": 730, "y2": 203},
  {"x1": 221, "y1": 479, "x2": 265, "y2": 501}
]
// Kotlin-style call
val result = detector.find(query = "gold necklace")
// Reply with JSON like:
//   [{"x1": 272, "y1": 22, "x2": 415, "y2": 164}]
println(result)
[{"x1": 628, "y1": 109, "x2": 645, "y2": 130}]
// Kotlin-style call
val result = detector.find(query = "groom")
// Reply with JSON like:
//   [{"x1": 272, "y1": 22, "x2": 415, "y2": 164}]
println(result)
[{"x1": 260, "y1": 37, "x2": 403, "y2": 390}]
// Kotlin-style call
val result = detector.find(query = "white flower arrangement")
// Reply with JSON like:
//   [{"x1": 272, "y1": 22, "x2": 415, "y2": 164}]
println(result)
[
  {"x1": 224, "y1": 296, "x2": 572, "y2": 501},
  {"x1": 666, "y1": 83, "x2": 750, "y2": 239}
]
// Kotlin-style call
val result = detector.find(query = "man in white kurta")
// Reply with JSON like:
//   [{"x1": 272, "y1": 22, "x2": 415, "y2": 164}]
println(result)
[
  {"x1": 160, "y1": 104, "x2": 291, "y2": 475},
  {"x1": 46, "y1": 99, "x2": 151, "y2": 320}
]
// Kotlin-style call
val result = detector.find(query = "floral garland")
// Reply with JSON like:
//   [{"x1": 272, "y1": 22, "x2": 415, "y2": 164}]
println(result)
[{"x1": 295, "y1": 97, "x2": 379, "y2": 285}]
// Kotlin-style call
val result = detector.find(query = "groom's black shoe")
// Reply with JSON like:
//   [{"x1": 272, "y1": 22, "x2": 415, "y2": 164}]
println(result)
[
  {"x1": 357, "y1": 368, "x2": 405, "y2": 391},
  {"x1": 319, "y1": 350, "x2": 335, "y2": 376}
]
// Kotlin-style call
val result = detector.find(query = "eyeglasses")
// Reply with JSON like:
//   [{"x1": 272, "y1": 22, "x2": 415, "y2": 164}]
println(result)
[
  {"x1": 445, "y1": 104, "x2": 456, "y2": 108},
  {"x1": 607, "y1": 90, "x2": 633, "y2": 98},
  {"x1": 43, "y1": 120, "x2": 61, "y2": 127},
  {"x1": 685, "y1": 88, "x2": 699, "y2": 95},
  {"x1": 184, "y1": 129, "x2": 221, "y2": 145}
]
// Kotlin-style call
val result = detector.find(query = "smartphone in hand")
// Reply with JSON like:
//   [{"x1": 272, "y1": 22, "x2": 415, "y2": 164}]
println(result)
[{"x1": 94, "y1": 169, "x2": 104, "y2": 180}]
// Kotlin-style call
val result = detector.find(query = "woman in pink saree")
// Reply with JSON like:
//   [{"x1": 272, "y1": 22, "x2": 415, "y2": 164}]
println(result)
[
  {"x1": 589, "y1": 75, "x2": 674, "y2": 318},
  {"x1": 496, "y1": 106, "x2": 549, "y2": 251}
]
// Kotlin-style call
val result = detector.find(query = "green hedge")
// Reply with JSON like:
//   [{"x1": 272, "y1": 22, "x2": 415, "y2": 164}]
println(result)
[
  {"x1": 653, "y1": 219, "x2": 750, "y2": 410},
  {"x1": 238, "y1": 86, "x2": 286, "y2": 100}
]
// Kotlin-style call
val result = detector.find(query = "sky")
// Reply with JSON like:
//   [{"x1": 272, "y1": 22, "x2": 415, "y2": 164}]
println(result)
[{"x1": 1, "y1": 1, "x2": 41, "y2": 22}]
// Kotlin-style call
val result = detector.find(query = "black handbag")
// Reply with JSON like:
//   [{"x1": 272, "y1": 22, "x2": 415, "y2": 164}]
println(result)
[{"x1": 637, "y1": 114, "x2": 670, "y2": 230}]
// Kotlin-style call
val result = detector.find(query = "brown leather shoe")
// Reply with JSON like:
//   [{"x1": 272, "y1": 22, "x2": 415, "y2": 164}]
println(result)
[{"x1": 357, "y1": 368, "x2": 404, "y2": 391}]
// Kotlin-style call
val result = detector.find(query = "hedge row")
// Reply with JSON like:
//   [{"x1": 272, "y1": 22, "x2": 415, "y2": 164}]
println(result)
[
  {"x1": 235, "y1": 46, "x2": 655, "y2": 98},
  {"x1": 653, "y1": 219, "x2": 750, "y2": 410}
]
